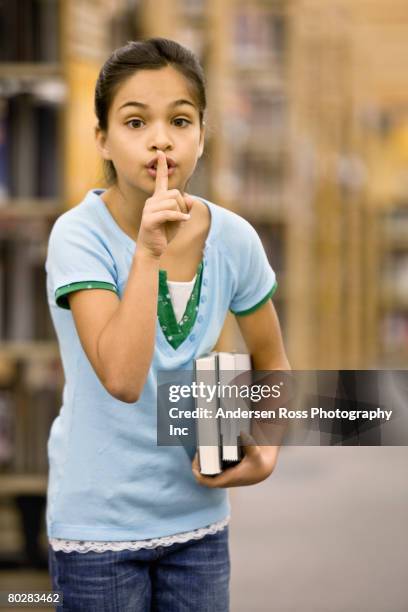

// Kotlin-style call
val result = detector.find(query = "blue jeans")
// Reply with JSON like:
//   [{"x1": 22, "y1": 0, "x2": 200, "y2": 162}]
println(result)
[{"x1": 48, "y1": 526, "x2": 230, "y2": 611}]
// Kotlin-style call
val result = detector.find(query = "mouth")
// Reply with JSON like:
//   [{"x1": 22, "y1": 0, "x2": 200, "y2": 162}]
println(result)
[
  {"x1": 146, "y1": 166, "x2": 176, "y2": 177},
  {"x1": 146, "y1": 155, "x2": 177, "y2": 170}
]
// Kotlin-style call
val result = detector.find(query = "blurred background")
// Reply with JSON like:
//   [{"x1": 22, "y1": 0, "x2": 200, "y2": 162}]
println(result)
[{"x1": 0, "y1": 0, "x2": 407, "y2": 610}]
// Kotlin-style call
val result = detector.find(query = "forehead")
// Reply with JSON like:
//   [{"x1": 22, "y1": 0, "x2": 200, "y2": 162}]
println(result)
[{"x1": 111, "y1": 65, "x2": 196, "y2": 113}]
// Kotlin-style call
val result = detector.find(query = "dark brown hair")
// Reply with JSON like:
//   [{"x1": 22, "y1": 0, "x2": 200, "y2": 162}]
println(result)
[{"x1": 95, "y1": 37, "x2": 207, "y2": 185}]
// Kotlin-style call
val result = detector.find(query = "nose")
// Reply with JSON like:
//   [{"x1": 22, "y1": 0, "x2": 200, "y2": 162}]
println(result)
[{"x1": 149, "y1": 122, "x2": 173, "y2": 152}]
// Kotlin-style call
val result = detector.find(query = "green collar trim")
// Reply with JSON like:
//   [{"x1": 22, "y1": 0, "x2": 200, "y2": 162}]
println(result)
[{"x1": 158, "y1": 260, "x2": 204, "y2": 349}]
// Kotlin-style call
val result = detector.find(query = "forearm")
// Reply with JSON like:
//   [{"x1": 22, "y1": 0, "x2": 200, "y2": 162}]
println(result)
[
  {"x1": 98, "y1": 249, "x2": 160, "y2": 401},
  {"x1": 250, "y1": 356, "x2": 292, "y2": 451},
  {"x1": 251, "y1": 353, "x2": 291, "y2": 372}
]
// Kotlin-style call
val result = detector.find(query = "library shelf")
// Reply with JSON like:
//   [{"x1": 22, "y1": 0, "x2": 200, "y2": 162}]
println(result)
[
  {"x1": 0, "y1": 342, "x2": 59, "y2": 361},
  {"x1": 382, "y1": 237, "x2": 408, "y2": 252},
  {"x1": 0, "y1": 64, "x2": 62, "y2": 80},
  {"x1": 379, "y1": 350, "x2": 408, "y2": 367},
  {"x1": 235, "y1": 206, "x2": 286, "y2": 226},
  {"x1": 0, "y1": 474, "x2": 47, "y2": 497},
  {"x1": 0, "y1": 201, "x2": 61, "y2": 219}
]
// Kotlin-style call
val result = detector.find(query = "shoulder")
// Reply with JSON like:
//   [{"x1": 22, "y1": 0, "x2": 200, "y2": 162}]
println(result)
[
  {"x1": 48, "y1": 189, "x2": 107, "y2": 244},
  {"x1": 45, "y1": 190, "x2": 119, "y2": 291},
  {"x1": 45, "y1": 189, "x2": 118, "y2": 276},
  {"x1": 195, "y1": 195, "x2": 260, "y2": 254}
]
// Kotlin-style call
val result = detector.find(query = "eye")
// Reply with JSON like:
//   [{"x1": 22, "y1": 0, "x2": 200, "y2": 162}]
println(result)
[
  {"x1": 173, "y1": 117, "x2": 191, "y2": 127},
  {"x1": 125, "y1": 117, "x2": 192, "y2": 129},
  {"x1": 126, "y1": 118, "x2": 144, "y2": 129}
]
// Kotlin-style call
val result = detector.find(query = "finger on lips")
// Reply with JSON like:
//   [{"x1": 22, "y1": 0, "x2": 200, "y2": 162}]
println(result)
[
  {"x1": 154, "y1": 151, "x2": 191, "y2": 215},
  {"x1": 154, "y1": 150, "x2": 168, "y2": 195}
]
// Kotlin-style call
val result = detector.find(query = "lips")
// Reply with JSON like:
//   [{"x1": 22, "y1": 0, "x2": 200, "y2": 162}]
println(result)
[
  {"x1": 147, "y1": 166, "x2": 176, "y2": 177},
  {"x1": 146, "y1": 155, "x2": 176, "y2": 169}
]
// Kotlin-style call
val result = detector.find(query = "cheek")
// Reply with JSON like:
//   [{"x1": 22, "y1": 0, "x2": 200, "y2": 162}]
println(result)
[{"x1": 112, "y1": 132, "x2": 140, "y2": 159}]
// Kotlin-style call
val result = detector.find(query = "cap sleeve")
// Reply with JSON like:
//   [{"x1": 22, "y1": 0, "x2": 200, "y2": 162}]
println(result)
[
  {"x1": 45, "y1": 214, "x2": 119, "y2": 310},
  {"x1": 229, "y1": 220, "x2": 277, "y2": 317}
]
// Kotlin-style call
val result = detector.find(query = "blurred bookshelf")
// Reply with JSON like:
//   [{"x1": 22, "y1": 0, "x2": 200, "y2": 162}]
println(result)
[
  {"x1": 168, "y1": 0, "x2": 291, "y2": 354},
  {"x1": 181, "y1": 0, "x2": 408, "y2": 371},
  {"x1": 378, "y1": 203, "x2": 408, "y2": 366},
  {"x1": 0, "y1": 0, "x2": 64, "y2": 570},
  {"x1": 0, "y1": 0, "x2": 120, "y2": 570},
  {"x1": 0, "y1": 0, "x2": 407, "y2": 577}
]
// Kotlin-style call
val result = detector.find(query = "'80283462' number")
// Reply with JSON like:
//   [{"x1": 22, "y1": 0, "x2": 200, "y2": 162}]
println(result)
[{"x1": 0, "y1": 591, "x2": 63, "y2": 607}]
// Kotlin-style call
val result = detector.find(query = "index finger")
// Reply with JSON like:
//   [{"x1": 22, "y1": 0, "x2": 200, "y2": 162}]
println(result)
[{"x1": 154, "y1": 150, "x2": 168, "y2": 194}]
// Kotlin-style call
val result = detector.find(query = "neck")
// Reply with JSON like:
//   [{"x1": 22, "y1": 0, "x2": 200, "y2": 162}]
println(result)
[
  {"x1": 100, "y1": 179, "x2": 195, "y2": 249},
  {"x1": 101, "y1": 180, "x2": 147, "y2": 242}
]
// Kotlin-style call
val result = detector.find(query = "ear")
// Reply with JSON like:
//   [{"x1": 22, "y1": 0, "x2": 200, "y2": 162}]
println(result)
[
  {"x1": 198, "y1": 121, "x2": 205, "y2": 159},
  {"x1": 95, "y1": 125, "x2": 111, "y2": 160}
]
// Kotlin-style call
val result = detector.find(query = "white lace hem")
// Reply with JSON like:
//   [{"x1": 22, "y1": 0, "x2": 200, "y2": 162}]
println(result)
[{"x1": 49, "y1": 516, "x2": 230, "y2": 553}]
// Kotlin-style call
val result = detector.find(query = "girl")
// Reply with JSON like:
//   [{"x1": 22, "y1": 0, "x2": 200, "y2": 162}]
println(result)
[{"x1": 45, "y1": 37, "x2": 290, "y2": 611}]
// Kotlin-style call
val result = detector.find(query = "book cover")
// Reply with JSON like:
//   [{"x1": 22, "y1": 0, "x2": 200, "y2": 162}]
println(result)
[
  {"x1": 194, "y1": 351, "x2": 252, "y2": 475},
  {"x1": 194, "y1": 351, "x2": 221, "y2": 475}
]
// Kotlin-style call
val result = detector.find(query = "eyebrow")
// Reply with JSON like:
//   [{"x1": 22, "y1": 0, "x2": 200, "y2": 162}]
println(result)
[{"x1": 118, "y1": 99, "x2": 196, "y2": 112}]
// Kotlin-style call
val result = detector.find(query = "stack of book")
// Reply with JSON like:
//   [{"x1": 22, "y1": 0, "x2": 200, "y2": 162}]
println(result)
[{"x1": 194, "y1": 351, "x2": 252, "y2": 475}]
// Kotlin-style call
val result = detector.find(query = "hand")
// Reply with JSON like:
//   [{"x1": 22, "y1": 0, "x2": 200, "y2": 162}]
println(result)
[
  {"x1": 137, "y1": 150, "x2": 194, "y2": 259},
  {"x1": 191, "y1": 431, "x2": 280, "y2": 488}
]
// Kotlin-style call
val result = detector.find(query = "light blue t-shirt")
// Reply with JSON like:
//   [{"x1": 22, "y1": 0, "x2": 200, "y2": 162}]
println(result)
[{"x1": 45, "y1": 188, "x2": 278, "y2": 541}]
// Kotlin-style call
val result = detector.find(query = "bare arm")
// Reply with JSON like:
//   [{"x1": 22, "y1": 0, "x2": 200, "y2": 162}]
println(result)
[
  {"x1": 237, "y1": 298, "x2": 291, "y2": 462},
  {"x1": 192, "y1": 298, "x2": 291, "y2": 487},
  {"x1": 68, "y1": 249, "x2": 161, "y2": 403},
  {"x1": 236, "y1": 298, "x2": 291, "y2": 371}
]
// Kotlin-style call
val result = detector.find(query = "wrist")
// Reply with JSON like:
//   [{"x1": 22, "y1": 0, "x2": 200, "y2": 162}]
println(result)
[{"x1": 135, "y1": 247, "x2": 162, "y2": 265}]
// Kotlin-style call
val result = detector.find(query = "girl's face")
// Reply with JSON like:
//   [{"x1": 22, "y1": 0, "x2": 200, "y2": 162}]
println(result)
[{"x1": 96, "y1": 65, "x2": 205, "y2": 195}]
